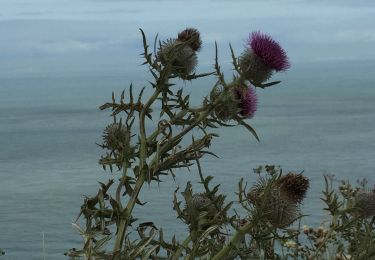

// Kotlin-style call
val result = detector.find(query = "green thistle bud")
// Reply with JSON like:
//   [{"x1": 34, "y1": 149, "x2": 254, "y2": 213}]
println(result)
[
  {"x1": 262, "y1": 189, "x2": 299, "y2": 228},
  {"x1": 157, "y1": 39, "x2": 197, "y2": 77},
  {"x1": 354, "y1": 191, "x2": 375, "y2": 218},
  {"x1": 184, "y1": 193, "x2": 218, "y2": 232},
  {"x1": 210, "y1": 85, "x2": 240, "y2": 121},
  {"x1": 192, "y1": 193, "x2": 212, "y2": 210},
  {"x1": 102, "y1": 123, "x2": 131, "y2": 153}
]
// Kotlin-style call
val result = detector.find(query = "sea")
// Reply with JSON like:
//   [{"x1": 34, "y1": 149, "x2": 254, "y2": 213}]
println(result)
[{"x1": 1, "y1": 60, "x2": 375, "y2": 259}]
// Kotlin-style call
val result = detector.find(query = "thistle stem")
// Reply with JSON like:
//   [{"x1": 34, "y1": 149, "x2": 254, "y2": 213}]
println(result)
[
  {"x1": 211, "y1": 222, "x2": 251, "y2": 260},
  {"x1": 113, "y1": 89, "x2": 161, "y2": 253},
  {"x1": 116, "y1": 161, "x2": 129, "y2": 209}
]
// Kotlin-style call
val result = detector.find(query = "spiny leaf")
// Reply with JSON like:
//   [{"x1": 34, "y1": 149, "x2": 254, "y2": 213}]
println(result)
[
  {"x1": 260, "y1": 81, "x2": 281, "y2": 88},
  {"x1": 129, "y1": 84, "x2": 134, "y2": 103},
  {"x1": 138, "y1": 87, "x2": 146, "y2": 103},
  {"x1": 235, "y1": 116, "x2": 260, "y2": 142}
]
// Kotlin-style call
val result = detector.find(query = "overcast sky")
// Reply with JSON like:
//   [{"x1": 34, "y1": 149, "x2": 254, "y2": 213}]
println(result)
[{"x1": 1, "y1": 0, "x2": 375, "y2": 77}]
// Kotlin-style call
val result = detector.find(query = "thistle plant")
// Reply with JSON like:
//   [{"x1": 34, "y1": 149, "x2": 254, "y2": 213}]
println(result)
[{"x1": 65, "y1": 28, "x2": 375, "y2": 259}]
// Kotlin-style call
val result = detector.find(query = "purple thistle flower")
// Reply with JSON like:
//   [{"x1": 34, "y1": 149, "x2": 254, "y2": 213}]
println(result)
[
  {"x1": 249, "y1": 31, "x2": 290, "y2": 72},
  {"x1": 235, "y1": 86, "x2": 258, "y2": 118}
]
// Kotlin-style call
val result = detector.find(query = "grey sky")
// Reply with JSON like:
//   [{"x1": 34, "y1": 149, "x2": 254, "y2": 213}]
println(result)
[{"x1": 1, "y1": 0, "x2": 375, "y2": 77}]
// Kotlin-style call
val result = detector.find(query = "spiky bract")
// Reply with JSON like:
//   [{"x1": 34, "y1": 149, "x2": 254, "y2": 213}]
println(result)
[
  {"x1": 210, "y1": 86, "x2": 241, "y2": 121},
  {"x1": 239, "y1": 49, "x2": 273, "y2": 83},
  {"x1": 192, "y1": 193, "x2": 212, "y2": 210},
  {"x1": 248, "y1": 173, "x2": 308, "y2": 228},
  {"x1": 157, "y1": 39, "x2": 197, "y2": 77},
  {"x1": 249, "y1": 184, "x2": 299, "y2": 228},
  {"x1": 184, "y1": 193, "x2": 218, "y2": 232},
  {"x1": 102, "y1": 123, "x2": 131, "y2": 152}
]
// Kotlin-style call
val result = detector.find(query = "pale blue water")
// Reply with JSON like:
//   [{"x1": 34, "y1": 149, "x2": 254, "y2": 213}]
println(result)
[{"x1": 1, "y1": 61, "x2": 375, "y2": 259}]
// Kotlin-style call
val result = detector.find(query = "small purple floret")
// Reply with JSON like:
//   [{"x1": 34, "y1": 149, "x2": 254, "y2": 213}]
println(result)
[
  {"x1": 249, "y1": 31, "x2": 290, "y2": 72},
  {"x1": 235, "y1": 86, "x2": 258, "y2": 118}
]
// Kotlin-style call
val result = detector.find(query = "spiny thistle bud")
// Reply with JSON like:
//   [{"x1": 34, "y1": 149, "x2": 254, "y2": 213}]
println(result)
[
  {"x1": 354, "y1": 191, "x2": 375, "y2": 218},
  {"x1": 210, "y1": 86, "x2": 241, "y2": 121},
  {"x1": 157, "y1": 39, "x2": 197, "y2": 77},
  {"x1": 210, "y1": 84, "x2": 257, "y2": 121},
  {"x1": 240, "y1": 31, "x2": 290, "y2": 83},
  {"x1": 177, "y1": 28, "x2": 202, "y2": 52},
  {"x1": 266, "y1": 189, "x2": 299, "y2": 228},
  {"x1": 277, "y1": 173, "x2": 310, "y2": 204},
  {"x1": 249, "y1": 180, "x2": 299, "y2": 228},
  {"x1": 102, "y1": 123, "x2": 131, "y2": 152},
  {"x1": 184, "y1": 193, "x2": 218, "y2": 232},
  {"x1": 192, "y1": 193, "x2": 212, "y2": 210},
  {"x1": 234, "y1": 85, "x2": 258, "y2": 118}
]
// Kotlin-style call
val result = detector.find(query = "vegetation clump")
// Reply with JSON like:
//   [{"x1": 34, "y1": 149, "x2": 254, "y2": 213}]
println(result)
[{"x1": 64, "y1": 28, "x2": 375, "y2": 260}]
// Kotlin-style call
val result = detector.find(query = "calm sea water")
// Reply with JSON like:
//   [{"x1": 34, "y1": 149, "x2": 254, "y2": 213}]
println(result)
[{"x1": 1, "y1": 61, "x2": 375, "y2": 259}]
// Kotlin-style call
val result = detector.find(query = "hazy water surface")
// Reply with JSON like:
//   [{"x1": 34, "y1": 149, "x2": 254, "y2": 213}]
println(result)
[{"x1": 1, "y1": 61, "x2": 375, "y2": 258}]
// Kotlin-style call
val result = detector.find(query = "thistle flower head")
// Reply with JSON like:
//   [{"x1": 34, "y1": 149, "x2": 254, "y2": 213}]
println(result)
[
  {"x1": 210, "y1": 85, "x2": 241, "y2": 121},
  {"x1": 178, "y1": 28, "x2": 202, "y2": 52},
  {"x1": 157, "y1": 38, "x2": 197, "y2": 77},
  {"x1": 248, "y1": 31, "x2": 290, "y2": 72},
  {"x1": 277, "y1": 172, "x2": 310, "y2": 204},
  {"x1": 248, "y1": 178, "x2": 300, "y2": 228},
  {"x1": 354, "y1": 191, "x2": 375, "y2": 218},
  {"x1": 234, "y1": 86, "x2": 258, "y2": 118},
  {"x1": 102, "y1": 123, "x2": 130, "y2": 152}
]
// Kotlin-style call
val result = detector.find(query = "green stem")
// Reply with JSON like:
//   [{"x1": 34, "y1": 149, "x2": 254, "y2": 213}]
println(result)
[
  {"x1": 113, "y1": 89, "x2": 160, "y2": 253},
  {"x1": 116, "y1": 161, "x2": 129, "y2": 209},
  {"x1": 211, "y1": 223, "x2": 251, "y2": 260},
  {"x1": 139, "y1": 90, "x2": 160, "y2": 167},
  {"x1": 113, "y1": 173, "x2": 146, "y2": 253},
  {"x1": 173, "y1": 235, "x2": 191, "y2": 260}
]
